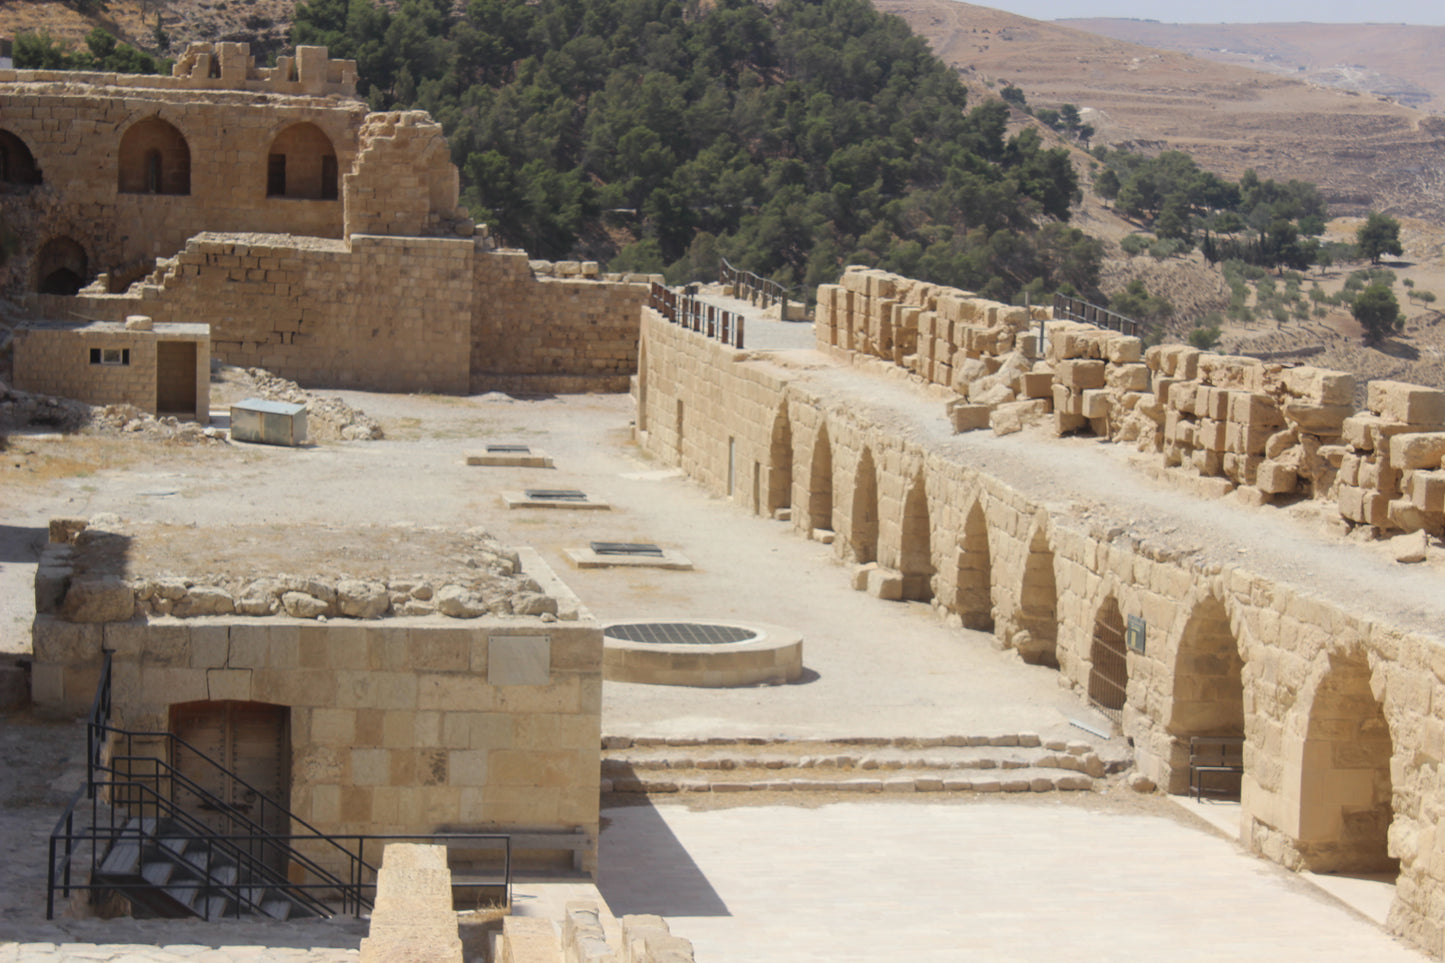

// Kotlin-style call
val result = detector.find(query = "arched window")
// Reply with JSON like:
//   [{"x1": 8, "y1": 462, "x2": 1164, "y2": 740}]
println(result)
[
  {"x1": 35, "y1": 237, "x2": 89, "y2": 295},
  {"x1": 118, "y1": 117, "x2": 190, "y2": 195},
  {"x1": 0, "y1": 129, "x2": 41, "y2": 186},
  {"x1": 266, "y1": 122, "x2": 339, "y2": 200}
]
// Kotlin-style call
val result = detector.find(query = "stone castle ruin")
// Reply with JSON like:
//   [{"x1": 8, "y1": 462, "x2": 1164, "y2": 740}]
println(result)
[{"x1": 11, "y1": 42, "x2": 1445, "y2": 963}]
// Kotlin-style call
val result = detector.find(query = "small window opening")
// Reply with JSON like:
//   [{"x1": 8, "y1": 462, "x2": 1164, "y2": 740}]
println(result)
[
  {"x1": 144, "y1": 149, "x2": 162, "y2": 194},
  {"x1": 90, "y1": 348, "x2": 131, "y2": 366},
  {"x1": 321, "y1": 155, "x2": 338, "y2": 200},
  {"x1": 267, "y1": 154, "x2": 286, "y2": 197}
]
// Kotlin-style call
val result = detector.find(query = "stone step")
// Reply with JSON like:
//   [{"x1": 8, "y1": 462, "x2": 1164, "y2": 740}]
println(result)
[
  {"x1": 603, "y1": 745, "x2": 1106, "y2": 776},
  {"x1": 602, "y1": 765, "x2": 1096, "y2": 795}
]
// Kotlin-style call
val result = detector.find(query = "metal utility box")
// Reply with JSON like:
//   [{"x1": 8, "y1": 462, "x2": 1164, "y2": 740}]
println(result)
[{"x1": 230, "y1": 398, "x2": 308, "y2": 447}]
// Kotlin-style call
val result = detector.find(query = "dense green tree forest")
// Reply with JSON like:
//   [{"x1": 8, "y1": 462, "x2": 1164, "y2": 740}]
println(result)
[
  {"x1": 1092, "y1": 147, "x2": 1330, "y2": 272},
  {"x1": 291, "y1": 0, "x2": 1100, "y2": 300},
  {"x1": 14, "y1": 28, "x2": 167, "y2": 74}
]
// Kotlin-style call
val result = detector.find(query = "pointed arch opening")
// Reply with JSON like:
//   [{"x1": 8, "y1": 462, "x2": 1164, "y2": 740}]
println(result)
[
  {"x1": 119, "y1": 117, "x2": 190, "y2": 195},
  {"x1": 35, "y1": 237, "x2": 89, "y2": 295},
  {"x1": 809, "y1": 424, "x2": 833, "y2": 534},
  {"x1": 1167, "y1": 596, "x2": 1245, "y2": 796},
  {"x1": 850, "y1": 447, "x2": 879, "y2": 564},
  {"x1": 1087, "y1": 595, "x2": 1129, "y2": 725},
  {"x1": 899, "y1": 472, "x2": 933, "y2": 601},
  {"x1": 954, "y1": 500, "x2": 993, "y2": 630},
  {"x1": 768, "y1": 405, "x2": 793, "y2": 516},
  {"x1": 1297, "y1": 653, "x2": 1396, "y2": 874},
  {"x1": 1016, "y1": 527, "x2": 1058, "y2": 665},
  {"x1": 266, "y1": 122, "x2": 339, "y2": 200},
  {"x1": 0, "y1": 129, "x2": 41, "y2": 186}
]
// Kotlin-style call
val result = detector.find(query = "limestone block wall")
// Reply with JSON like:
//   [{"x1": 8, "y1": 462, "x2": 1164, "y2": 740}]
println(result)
[
  {"x1": 30, "y1": 613, "x2": 603, "y2": 874},
  {"x1": 13, "y1": 323, "x2": 157, "y2": 412},
  {"x1": 0, "y1": 72, "x2": 369, "y2": 294},
  {"x1": 343, "y1": 112, "x2": 465, "y2": 239},
  {"x1": 470, "y1": 251, "x2": 648, "y2": 394},
  {"x1": 46, "y1": 233, "x2": 474, "y2": 393},
  {"x1": 818, "y1": 267, "x2": 1445, "y2": 537},
  {"x1": 635, "y1": 306, "x2": 1445, "y2": 958}
]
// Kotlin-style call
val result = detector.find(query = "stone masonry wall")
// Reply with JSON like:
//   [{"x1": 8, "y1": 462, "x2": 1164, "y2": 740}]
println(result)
[
  {"x1": 470, "y1": 251, "x2": 648, "y2": 395},
  {"x1": 31, "y1": 613, "x2": 603, "y2": 874},
  {"x1": 45, "y1": 234, "x2": 474, "y2": 393},
  {"x1": 818, "y1": 267, "x2": 1445, "y2": 538},
  {"x1": 637, "y1": 306, "x2": 1445, "y2": 958},
  {"x1": 12, "y1": 320, "x2": 210, "y2": 421}
]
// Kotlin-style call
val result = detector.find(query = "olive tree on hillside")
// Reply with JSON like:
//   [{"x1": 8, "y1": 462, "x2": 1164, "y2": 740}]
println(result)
[
  {"x1": 1357, "y1": 212, "x2": 1403, "y2": 265},
  {"x1": 1352, "y1": 281, "x2": 1402, "y2": 344}
]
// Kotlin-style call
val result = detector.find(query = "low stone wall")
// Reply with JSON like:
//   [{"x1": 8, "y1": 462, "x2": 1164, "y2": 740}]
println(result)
[
  {"x1": 359, "y1": 844, "x2": 463, "y2": 963},
  {"x1": 636, "y1": 305, "x2": 1445, "y2": 958},
  {"x1": 31, "y1": 607, "x2": 603, "y2": 874}
]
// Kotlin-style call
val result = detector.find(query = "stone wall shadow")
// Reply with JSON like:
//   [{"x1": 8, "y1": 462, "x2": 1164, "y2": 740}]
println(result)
[{"x1": 597, "y1": 796, "x2": 730, "y2": 917}]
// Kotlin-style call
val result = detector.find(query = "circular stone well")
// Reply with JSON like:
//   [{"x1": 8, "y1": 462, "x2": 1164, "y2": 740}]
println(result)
[{"x1": 602, "y1": 620, "x2": 803, "y2": 687}]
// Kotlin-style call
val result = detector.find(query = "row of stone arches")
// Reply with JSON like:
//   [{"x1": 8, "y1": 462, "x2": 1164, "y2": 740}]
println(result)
[
  {"x1": 0, "y1": 120, "x2": 339, "y2": 199},
  {"x1": 766, "y1": 399, "x2": 1395, "y2": 877}
]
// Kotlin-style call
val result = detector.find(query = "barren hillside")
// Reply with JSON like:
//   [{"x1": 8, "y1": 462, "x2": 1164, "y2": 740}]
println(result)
[
  {"x1": 1063, "y1": 19, "x2": 1445, "y2": 113},
  {"x1": 875, "y1": 0, "x2": 1445, "y2": 222}
]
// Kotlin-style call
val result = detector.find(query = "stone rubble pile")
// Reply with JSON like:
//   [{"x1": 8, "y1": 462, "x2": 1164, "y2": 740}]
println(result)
[
  {"x1": 235, "y1": 366, "x2": 384, "y2": 441},
  {"x1": 818, "y1": 266, "x2": 1445, "y2": 538}
]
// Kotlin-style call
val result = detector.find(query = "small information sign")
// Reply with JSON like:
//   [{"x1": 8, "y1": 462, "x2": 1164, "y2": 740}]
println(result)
[{"x1": 1126, "y1": 615, "x2": 1146, "y2": 654}]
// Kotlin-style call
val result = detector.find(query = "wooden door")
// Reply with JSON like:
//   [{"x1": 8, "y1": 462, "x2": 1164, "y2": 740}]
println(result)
[
  {"x1": 156, "y1": 340, "x2": 197, "y2": 415},
  {"x1": 170, "y1": 701, "x2": 290, "y2": 841}
]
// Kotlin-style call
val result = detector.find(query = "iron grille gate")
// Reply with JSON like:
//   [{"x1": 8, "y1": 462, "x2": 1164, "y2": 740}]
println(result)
[{"x1": 1087, "y1": 609, "x2": 1129, "y2": 725}]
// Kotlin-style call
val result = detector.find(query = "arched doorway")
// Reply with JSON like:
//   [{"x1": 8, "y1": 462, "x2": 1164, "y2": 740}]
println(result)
[
  {"x1": 1016, "y1": 526, "x2": 1057, "y2": 665},
  {"x1": 809, "y1": 424, "x2": 833, "y2": 534},
  {"x1": 850, "y1": 447, "x2": 878, "y2": 564},
  {"x1": 266, "y1": 122, "x2": 339, "y2": 200},
  {"x1": 1167, "y1": 596, "x2": 1245, "y2": 796},
  {"x1": 899, "y1": 472, "x2": 933, "y2": 601},
  {"x1": 954, "y1": 499, "x2": 993, "y2": 630},
  {"x1": 768, "y1": 405, "x2": 793, "y2": 516},
  {"x1": 119, "y1": 117, "x2": 191, "y2": 195},
  {"x1": 1297, "y1": 654, "x2": 1396, "y2": 874},
  {"x1": 0, "y1": 129, "x2": 41, "y2": 185},
  {"x1": 35, "y1": 237, "x2": 89, "y2": 295},
  {"x1": 1087, "y1": 596, "x2": 1128, "y2": 725}
]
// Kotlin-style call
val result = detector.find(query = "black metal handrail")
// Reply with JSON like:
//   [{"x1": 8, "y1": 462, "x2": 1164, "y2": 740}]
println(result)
[
  {"x1": 1052, "y1": 293, "x2": 1142, "y2": 337},
  {"x1": 649, "y1": 282, "x2": 745, "y2": 348},
  {"x1": 720, "y1": 257, "x2": 790, "y2": 317},
  {"x1": 48, "y1": 651, "x2": 514, "y2": 919}
]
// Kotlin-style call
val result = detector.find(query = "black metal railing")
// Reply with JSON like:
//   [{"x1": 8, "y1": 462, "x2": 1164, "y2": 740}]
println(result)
[
  {"x1": 650, "y1": 283, "x2": 745, "y2": 348},
  {"x1": 720, "y1": 257, "x2": 791, "y2": 318},
  {"x1": 48, "y1": 651, "x2": 512, "y2": 919},
  {"x1": 1052, "y1": 293, "x2": 1142, "y2": 338}
]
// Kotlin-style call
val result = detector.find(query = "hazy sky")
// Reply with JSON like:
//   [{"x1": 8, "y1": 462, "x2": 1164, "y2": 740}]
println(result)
[{"x1": 985, "y1": 0, "x2": 1445, "y2": 26}]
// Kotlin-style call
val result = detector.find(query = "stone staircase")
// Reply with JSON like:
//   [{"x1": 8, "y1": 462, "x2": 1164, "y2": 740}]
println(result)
[{"x1": 601, "y1": 733, "x2": 1132, "y2": 795}]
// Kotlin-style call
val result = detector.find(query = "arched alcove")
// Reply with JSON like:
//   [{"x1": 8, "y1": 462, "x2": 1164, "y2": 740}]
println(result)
[
  {"x1": 1167, "y1": 596, "x2": 1245, "y2": 796},
  {"x1": 809, "y1": 424, "x2": 833, "y2": 534},
  {"x1": 0, "y1": 129, "x2": 42, "y2": 185},
  {"x1": 35, "y1": 237, "x2": 89, "y2": 295},
  {"x1": 850, "y1": 447, "x2": 879, "y2": 564},
  {"x1": 899, "y1": 472, "x2": 933, "y2": 601},
  {"x1": 1296, "y1": 653, "x2": 1397, "y2": 874},
  {"x1": 1016, "y1": 526, "x2": 1058, "y2": 666},
  {"x1": 768, "y1": 405, "x2": 793, "y2": 515},
  {"x1": 266, "y1": 122, "x2": 339, "y2": 200},
  {"x1": 118, "y1": 117, "x2": 191, "y2": 195},
  {"x1": 954, "y1": 500, "x2": 993, "y2": 629},
  {"x1": 1087, "y1": 596, "x2": 1128, "y2": 725}
]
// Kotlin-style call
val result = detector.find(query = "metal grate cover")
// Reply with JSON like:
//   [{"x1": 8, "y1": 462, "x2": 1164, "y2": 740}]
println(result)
[
  {"x1": 606, "y1": 622, "x2": 758, "y2": 645},
  {"x1": 525, "y1": 489, "x2": 587, "y2": 501},
  {"x1": 590, "y1": 541, "x2": 665, "y2": 557},
  {"x1": 486, "y1": 444, "x2": 531, "y2": 453}
]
